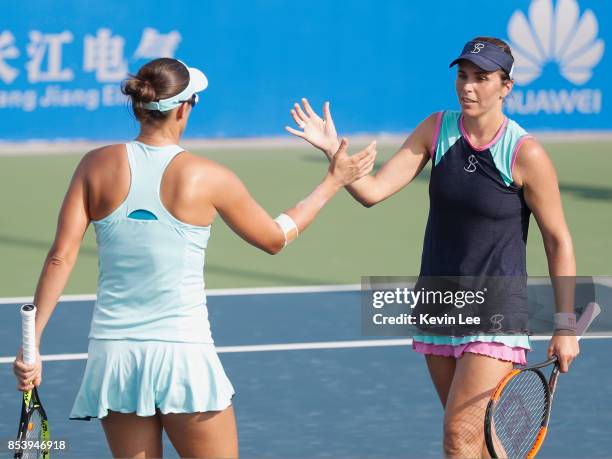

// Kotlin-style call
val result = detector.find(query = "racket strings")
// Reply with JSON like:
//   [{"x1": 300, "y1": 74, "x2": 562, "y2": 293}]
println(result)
[
  {"x1": 492, "y1": 370, "x2": 548, "y2": 458},
  {"x1": 20, "y1": 410, "x2": 44, "y2": 459}
]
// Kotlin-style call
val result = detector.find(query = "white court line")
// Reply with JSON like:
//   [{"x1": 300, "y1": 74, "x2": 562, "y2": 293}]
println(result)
[
  {"x1": 1, "y1": 335, "x2": 610, "y2": 364},
  {"x1": 0, "y1": 339, "x2": 411, "y2": 364},
  {"x1": 0, "y1": 294, "x2": 97, "y2": 305},
  {"x1": 0, "y1": 284, "x2": 362, "y2": 305},
  {"x1": 4, "y1": 278, "x2": 610, "y2": 305}
]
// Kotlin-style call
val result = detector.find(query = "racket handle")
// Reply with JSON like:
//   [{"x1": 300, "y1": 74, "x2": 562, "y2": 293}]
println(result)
[
  {"x1": 20, "y1": 304, "x2": 37, "y2": 365},
  {"x1": 576, "y1": 302, "x2": 601, "y2": 342}
]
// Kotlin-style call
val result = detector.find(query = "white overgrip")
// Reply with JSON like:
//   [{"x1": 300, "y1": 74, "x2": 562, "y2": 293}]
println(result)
[{"x1": 20, "y1": 304, "x2": 37, "y2": 365}]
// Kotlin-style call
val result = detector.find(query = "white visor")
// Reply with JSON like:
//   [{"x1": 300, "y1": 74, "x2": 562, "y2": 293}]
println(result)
[{"x1": 143, "y1": 62, "x2": 208, "y2": 112}]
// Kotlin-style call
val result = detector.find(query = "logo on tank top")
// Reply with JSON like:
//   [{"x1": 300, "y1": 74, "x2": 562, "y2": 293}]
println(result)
[
  {"x1": 464, "y1": 154, "x2": 479, "y2": 173},
  {"x1": 489, "y1": 314, "x2": 505, "y2": 332}
]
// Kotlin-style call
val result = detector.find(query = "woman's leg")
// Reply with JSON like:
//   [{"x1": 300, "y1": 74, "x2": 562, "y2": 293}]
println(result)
[
  {"x1": 161, "y1": 404, "x2": 238, "y2": 459},
  {"x1": 442, "y1": 353, "x2": 513, "y2": 458},
  {"x1": 100, "y1": 410, "x2": 163, "y2": 458},
  {"x1": 424, "y1": 354, "x2": 457, "y2": 408}
]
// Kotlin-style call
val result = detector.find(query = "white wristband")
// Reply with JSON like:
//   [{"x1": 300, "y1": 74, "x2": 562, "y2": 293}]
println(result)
[
  {"x1": 274, "y1": 213, "x2": 299, "y2": 247},
  {"x1": 554, "y1": 312, "x2": 577, "y2": 331}
]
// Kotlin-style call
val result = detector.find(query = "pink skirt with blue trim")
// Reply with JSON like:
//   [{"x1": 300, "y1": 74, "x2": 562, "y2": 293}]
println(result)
[{"x1": 412, "y1": 340, "x2": 528, "y2": 365}]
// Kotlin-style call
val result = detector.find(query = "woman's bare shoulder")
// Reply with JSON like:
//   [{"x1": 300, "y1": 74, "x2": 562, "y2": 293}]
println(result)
[
  {"x1": 81, "y1": 143, "x2": 126, "y2": 165},
  {"x1": 175, "y1": 151, "x2": 238, "y2": 181},
  {"x1": 513, "y1": 137, "x2": 555, "y2": 187}
]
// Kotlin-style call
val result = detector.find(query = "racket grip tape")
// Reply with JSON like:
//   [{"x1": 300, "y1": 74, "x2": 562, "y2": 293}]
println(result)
[
  {"x1": 576, "y1": 302, "x2": 601, "y2": 341},
  {"x1": 20, "y1": 304, "x2": 37, "y2": 365}
]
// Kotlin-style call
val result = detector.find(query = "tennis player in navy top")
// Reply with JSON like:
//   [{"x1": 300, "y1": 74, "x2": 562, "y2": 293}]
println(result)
[{"x1": 288, "y1": 37, "x2": 580, "y2": 457}]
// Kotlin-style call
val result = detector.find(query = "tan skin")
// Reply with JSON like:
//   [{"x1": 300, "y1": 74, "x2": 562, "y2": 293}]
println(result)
[
  {"x1": 13, "y1": 95, "x2": 377, "y2": 459},
  {"x1": 287, "y1": 60, "x2": 578, "y2": 458}
]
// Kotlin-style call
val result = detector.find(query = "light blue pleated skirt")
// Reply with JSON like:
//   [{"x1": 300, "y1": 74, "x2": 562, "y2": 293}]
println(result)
[{"x1": 69, "y1": 339, "x2": 235, "y2": 420}]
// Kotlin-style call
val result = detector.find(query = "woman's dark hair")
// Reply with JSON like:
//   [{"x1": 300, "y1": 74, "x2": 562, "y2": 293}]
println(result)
[
  {"x1": 471, "y1": 36, "x2": 514, "y2": 81},
  {"x1": 121, "y1": 58, "x2": 189, "y2": 123}
]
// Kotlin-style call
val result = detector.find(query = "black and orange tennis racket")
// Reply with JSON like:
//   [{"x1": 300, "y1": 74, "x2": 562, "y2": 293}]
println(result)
[
  {"x1": 14, "y1": 304, "x2": 50, "y2": 459},
  {"x1": 484, "y1": 302, "x2": 601, "y2": 458}
]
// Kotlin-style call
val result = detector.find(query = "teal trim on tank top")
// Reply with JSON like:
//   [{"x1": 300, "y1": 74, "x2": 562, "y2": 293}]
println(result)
[
  {"x1": 489, "y1": 118, "x2": 530, "y2": 186},
  {"x1": 89, "y1": 141, "x2": 214, "y2": 343},
  {"x1": 434, "y1": 110, "x2": 462, "y2": 166},
  {"x1": 434, "y1": 110, "x2": 531, "y2": 186}
]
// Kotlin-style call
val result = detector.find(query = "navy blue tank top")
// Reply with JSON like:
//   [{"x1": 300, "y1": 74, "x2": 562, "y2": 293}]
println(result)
[
  {"x1": 414, "y1": 111, "x2": 534, "y2": 336},
  {"x1": 420, "y1": 110, "x2": 533, "y2": 277}
]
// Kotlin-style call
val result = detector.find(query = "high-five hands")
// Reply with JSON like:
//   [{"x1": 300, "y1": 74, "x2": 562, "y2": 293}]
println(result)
[
  {"x1": 286, "y1": 98, "x2": 341, "y2": 159},
  {"x1": 328, "y1": 138, "x2": 377, "y2": 186}
]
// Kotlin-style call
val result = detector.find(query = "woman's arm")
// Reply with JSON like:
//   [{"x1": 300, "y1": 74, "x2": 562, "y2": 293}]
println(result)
[
  {"x1": 14, "y1": 153, "x2": 91, "y2": 390},
  {"x1": 211, "y1": 138, "x2": 376, "y2": 254},
  {"x1": 34, "y1": 155, "x2": 91, "y2": 345},
  {"x1": 515, "y1": 139, "x2": 575, "y2": 278},
  {"x1": 514, "y1": 138, "x2": 578, "y2": 372},
  {"x1": 344, "y1": 115, "x2": 435, "y2": 207},
  {"x1": 286, "y1": 99, "x2": 434, "y2": 207}
]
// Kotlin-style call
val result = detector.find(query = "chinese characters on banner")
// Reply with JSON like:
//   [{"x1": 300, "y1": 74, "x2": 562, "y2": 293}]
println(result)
[{"x1": 0, "y1": 28, "x2": 181, "y2": 112}]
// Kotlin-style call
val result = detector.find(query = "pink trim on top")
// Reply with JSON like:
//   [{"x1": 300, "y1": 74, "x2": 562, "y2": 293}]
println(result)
[
  {"x1": 511, "y1": 134, "x2": 534, "y2": 173},
  {"x1": 429, "y1": 111, "x2": 443, "y2": 159},
  {"x1": 459, "y1": 115, "x2": 509, "y2": 151}
]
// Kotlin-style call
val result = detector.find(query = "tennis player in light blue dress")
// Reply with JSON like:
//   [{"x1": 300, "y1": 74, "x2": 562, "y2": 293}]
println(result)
[{"x1": 12, "y1": 57, "x2": 377, "y2": 458}]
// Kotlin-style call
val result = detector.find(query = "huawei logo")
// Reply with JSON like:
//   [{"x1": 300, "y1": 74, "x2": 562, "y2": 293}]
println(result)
[{"x1": 507, "y1": 0, "x2": 605, "y2": 85}]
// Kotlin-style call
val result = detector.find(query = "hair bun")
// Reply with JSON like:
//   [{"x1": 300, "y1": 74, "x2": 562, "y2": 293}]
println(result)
[
  {"x1": 122, "y1": 58, "x2": 190, "y2": 123},
  {"x1": 122, "y1": 76, "x2": 157, "y2": 103}
]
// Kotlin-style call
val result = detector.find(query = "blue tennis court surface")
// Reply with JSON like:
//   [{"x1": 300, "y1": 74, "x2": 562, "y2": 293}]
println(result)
[{"x1": 1, "y1": 289, "x2": 611, "y2": 458}]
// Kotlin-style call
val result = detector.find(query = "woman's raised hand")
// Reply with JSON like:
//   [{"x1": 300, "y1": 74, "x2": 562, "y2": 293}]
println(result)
[
  {"x1": 286, "y1": 98, "x2": 341, "y2": 159},
  {"x1": 328, "y1": 138, "x2": 377, "y2": 186}
]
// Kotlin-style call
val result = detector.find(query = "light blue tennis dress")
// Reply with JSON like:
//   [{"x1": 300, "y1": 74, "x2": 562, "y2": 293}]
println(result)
[{"x1": 70, "y1": 141, "x2": 234, "y2": 420}]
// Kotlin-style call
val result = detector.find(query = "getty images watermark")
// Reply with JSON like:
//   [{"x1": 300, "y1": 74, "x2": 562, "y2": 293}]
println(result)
[
  {"x1": 371, "y1": 284, "x2": 487, "y2": 326},
  {"x1": 361, "y1": 276, "x2": 611, "y2": 337}
]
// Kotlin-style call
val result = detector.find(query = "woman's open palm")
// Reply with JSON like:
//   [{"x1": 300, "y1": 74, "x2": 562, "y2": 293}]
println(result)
[{"x1": 286, "y1": 98, "x2": 340, "y2": 159}]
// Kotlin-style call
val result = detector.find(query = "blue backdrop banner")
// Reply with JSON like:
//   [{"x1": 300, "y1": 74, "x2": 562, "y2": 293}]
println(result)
[{"x1": 0, "y1": 0, "x2": 609, "y2": 140}]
